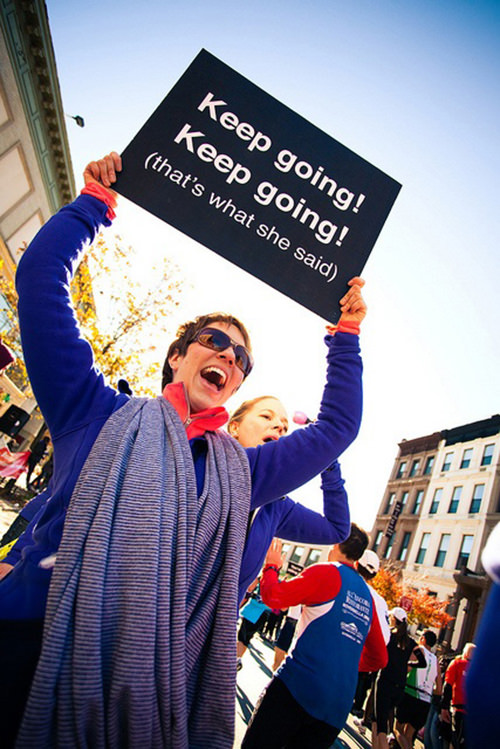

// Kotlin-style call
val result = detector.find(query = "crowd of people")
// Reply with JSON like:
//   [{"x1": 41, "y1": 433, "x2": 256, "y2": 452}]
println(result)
[
  {"x1": 0, "y1": 151, "x2": 493, "y2": 748},
  {"x1": 236, "y1": 540, "x2": 481, "y2": 749}
]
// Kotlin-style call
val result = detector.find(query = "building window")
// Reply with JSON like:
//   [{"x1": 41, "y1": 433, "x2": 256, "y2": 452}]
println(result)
[
  {"x1": 460, "y1": 448, "x2": 473, "y2": 469},
  {"x1": 396, "y1": 461, "x2": 407, "y2": 479},
  {"x1": 469, "y1": 484, "x2": 484, "y2": 514},
  {"x1": 429, "y1": 488, "x2": 442, "y2": 514},
  {"x1": 442, "y1": 452, "x2": 453, "y2": 472},
  {"x1": 281, "y1": 543, "x2": 291, "y2": 555},
  {"x1": 481, "y1": 444, "x2": 494, "y2": 466},
  {"x1": 409, "y1": 459, "x2": 420, "y2": 477},
  {"x1": 398, "y1": 532, "x2": 411, "y2": 561},
  {"x1": 384, "y1": 535, "x2": 394, "y2": 559},
  {"x1": 401, "y1": 491, "x2": 409, "y2": 509},
  {"x1": 290, "y1": 546, "x2": 304, "y2": 564},
  {"x1": 384, "y1": 492, "x2": 396, "y2": 514},
  {"x1": 448, "y1": 486, "x2": 462, "y2": 514},
  {"x1": 456, "y1": 535, "x2": 474, "y2": 569},
  {"x1": 423, "y1": 456, "x2": 435, "y2": 475},
  {"x1": 435, "y1": 534, "x2": 451, "y2": 568},
  {"x1": 305, "y1": 549, "x2": 321, "y2": 567},
  {"x1": 412, "y1": 490, "x2": 424, "y2": 515},
  {"x1": 373, "y1": 531, "x2": 383, "y2": 553},
  {"x1": 415, "y1": 533, "x2": 430, "y2": 564}
]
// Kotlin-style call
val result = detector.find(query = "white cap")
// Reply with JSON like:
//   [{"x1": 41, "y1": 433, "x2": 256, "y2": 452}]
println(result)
[
  {"x1": 390, "y1": 606, "x2": 407, "y2": 622},
  {"x1": 358, "y1": 549, "x2": 380, "y2": 574}
]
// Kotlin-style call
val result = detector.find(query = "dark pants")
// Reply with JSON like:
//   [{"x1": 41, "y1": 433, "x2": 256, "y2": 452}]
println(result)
[
  {"x1": 242, "y1": 676, "x2": 340, "y2": 749},
  {"x1": 238, "y1": 611, "x2": 269, "y2": 646},
  {"x1": 374, "y1": 677, "x2": 404, "y2": 734},
  {"x1": 451, "y1": 711, "x2": 466, "y2": 748},
  {"x1": 263, "y1": 611, "x2": 283, "y2": 640},
  {"x1": 424, "y1": 702, "x2": 444, "y2": 749},
  {"x1": 0, "y1": 619, "x2": 43, "y2": 748},
  {"x1": 353, "y1": 670, "x2": 374, "y2": 712}
]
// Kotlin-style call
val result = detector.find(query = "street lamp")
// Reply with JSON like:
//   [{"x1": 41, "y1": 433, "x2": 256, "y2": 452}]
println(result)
[{"x1": 66, "y1": 114, "x2": 85, "y2": 128}]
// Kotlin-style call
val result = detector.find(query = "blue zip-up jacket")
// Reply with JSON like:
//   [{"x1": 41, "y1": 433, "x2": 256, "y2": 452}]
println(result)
[{"x1": 0, "y1": 195, "x2": 362, "y2": 620}]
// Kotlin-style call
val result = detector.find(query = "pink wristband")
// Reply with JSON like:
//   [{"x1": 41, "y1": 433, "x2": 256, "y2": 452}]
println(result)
[
  {"x1": 337, "y1": 320, "x2": 360, "y2": 335},
  {"x1": 80, "y1": 183, "x2": 117, "y2": 220}
]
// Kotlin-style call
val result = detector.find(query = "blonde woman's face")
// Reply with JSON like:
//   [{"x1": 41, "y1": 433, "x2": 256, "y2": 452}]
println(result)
[{"x1": 231, "y1": 397, "x2": 288, "y2": 448}]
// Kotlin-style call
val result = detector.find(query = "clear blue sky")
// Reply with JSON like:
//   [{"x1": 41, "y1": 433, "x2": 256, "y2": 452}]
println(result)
[{"x1": 46, "y1": 0, "x2": 500, "y2": 529}]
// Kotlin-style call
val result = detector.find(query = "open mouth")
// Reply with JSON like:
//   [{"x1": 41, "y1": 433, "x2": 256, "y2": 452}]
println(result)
[
  {"x1": 201, "y1": 366, "x2": 227, "y2": 392},
  {"x1": 263, "y1": 435, "x2": 279, "y2": 443}
]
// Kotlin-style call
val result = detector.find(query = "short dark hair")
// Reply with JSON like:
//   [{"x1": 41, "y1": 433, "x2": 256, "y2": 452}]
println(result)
[
  {"x1": 161, "y1": 312, "x2": 252, "y2": 390},
  {"x1": 339, "y1": 523, "x2": 369, "y2": 562},
  {"x1": 422, "y1": 630, "x2": 437, "y2": 647}
]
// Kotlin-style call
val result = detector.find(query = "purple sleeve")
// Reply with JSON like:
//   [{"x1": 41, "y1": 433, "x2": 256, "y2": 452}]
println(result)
[
  {"x1": 15, "y1": 195, "x2": 123, "y2": 438},
  {"x1": 247, "y1": 331, "x2": 362, "y2": 508},
  {"x1": 275, "y1": 461, "x2": 350, "y2": 545}
]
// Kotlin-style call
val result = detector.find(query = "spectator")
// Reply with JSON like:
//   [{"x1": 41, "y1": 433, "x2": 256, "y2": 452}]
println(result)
[
  {"x1": 30, "y1": 454, "x2": 53, "y2": 491},
  {"x1": 25, "y1": 436, "x2": 50, "y2": 488},
  {"x1": 228, "y1": 391, "x2": 357, "y2": 673},
  {"x1": 0, "y1": 152, "x2": 366, "y2": 748},
  {"x1": 228, "y1": 395, "x2": 354, "y2": 609},
  {"x1": 441, "y1": 643, "x2": 475, "y2": 748}
]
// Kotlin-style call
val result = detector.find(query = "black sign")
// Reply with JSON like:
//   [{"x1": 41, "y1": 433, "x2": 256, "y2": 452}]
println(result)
[
  {"x1": 115, "y1": 50, "x2": 401, "y2": 323},
  {"x1": 385, "y1": 500, "x2": 403, "y2": 538}
]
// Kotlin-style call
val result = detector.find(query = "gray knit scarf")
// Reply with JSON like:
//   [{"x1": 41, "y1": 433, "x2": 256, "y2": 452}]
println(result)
[{"x1": 17, "y1": 397, "x2": 251, "y2": 748}]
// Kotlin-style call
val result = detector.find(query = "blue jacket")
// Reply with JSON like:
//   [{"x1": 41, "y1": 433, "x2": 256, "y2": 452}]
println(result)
[{"x1": 0, "y1": 195, "x2": 362, "y2": 620}]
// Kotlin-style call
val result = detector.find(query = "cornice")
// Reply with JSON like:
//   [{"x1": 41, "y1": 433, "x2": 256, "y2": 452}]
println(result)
[{"x1": 0, "y1": 0, "x2": 75, "y2": 209}]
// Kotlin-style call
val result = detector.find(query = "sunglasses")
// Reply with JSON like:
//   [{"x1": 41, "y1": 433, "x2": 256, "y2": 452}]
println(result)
[{"x1": 193, "y1": 327, "x2": 254, "y2": 377}]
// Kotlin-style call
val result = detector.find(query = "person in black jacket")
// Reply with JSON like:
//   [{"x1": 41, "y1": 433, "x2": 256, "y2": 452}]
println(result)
[
  {"x1": 25, "y1": 437, "x2": 50, "y2": 489},
  {"x1": 371, "y1": 607, "x2": 426, "y2": 749}
]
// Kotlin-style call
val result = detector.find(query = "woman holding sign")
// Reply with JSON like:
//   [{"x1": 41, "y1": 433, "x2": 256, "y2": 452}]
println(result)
[{"x1": 0, "y1": 152, "x2": 366, "y2": 749}]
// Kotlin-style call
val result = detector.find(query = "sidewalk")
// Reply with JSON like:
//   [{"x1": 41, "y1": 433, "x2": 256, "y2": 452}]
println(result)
[{"x1": 235, "y1": 633, "x2": 372, "y2": 748}]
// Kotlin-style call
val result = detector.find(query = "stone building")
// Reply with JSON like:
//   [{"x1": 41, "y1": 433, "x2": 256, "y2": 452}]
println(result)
[
  {"x1": 274, "y1": 416, "x2": 500, "y2": 651},
  {"x1": 370, "y1": 415, "x2": 500, "y2": 650},
  {"x1": 0, "y1": 0, "x2": 74, "y2": 448}
]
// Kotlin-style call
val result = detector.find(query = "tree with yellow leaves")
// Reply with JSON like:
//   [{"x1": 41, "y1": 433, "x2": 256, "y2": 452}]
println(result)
[
  {"x1": 0, "y1": 230, "x2": 185, "y2": 397},
  {"x1": 0, "y1": 259, "x2": 30, "y2": 393},
  {"x1": 70, "y1": 231, "x2": 184, "y2": 396}
]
